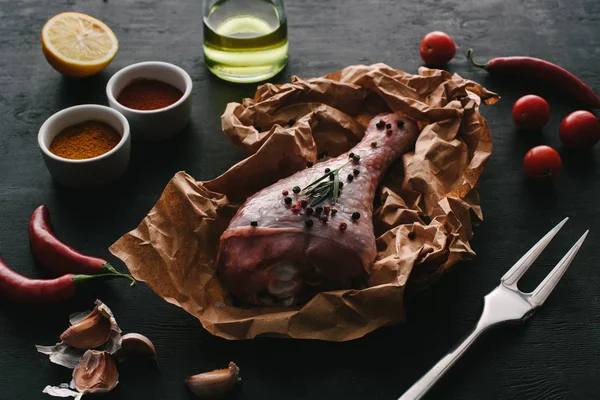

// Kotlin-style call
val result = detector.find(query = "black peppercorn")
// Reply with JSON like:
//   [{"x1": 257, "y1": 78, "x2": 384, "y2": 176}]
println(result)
[
  {"x1": 353, "y1": 169, "x2": 360, "y2": 176},
  {"x1": 386, "y1": 123, "x2": 391, "y2": 129},
  {"x1": 325, "y1": 168, "x2": 331, "y2": 173},
  {"x1": 305, "y1": 219, "x2": 313, "y2": 228},
  {"x1": 397, "y1": 120, "x2": 404, "y2": 129},
  {"x1": 371, "y1": 141, "x2": 377, "y2": 148},
  {"x1": 306, "y1": 207, "x2": 314, "y2": 215},
  {"x1": 315, "y1": 206, "x2": 323, "y2": 214},
  {"x1": 347, "y1": 174, "x2": 354, "y2": 182},
  {"x1": 351, "y1": 211, "x2": 361, "y2": 220},
  {"x1": 251, "y1": 220, "x2": 258, "y2": 227},
  {"x1": 292, "y1": 186, "x2": 301, "y2": 194},
  {"x1": 386, "y1": 129, "x2": 393, "y2": 136},
  {"x1": 376, "y1": 120, "x2": 385, "y2": 129},
  {"x1": 284, "y1": 196, "x2": 292, "y2": 204},
  {"x1": 349, "y1": 152, "x2": 355, "y2": 158},
  {"x1": 352, "y1": 154, "x2": 360, "y2": 162},
  {"x1": 339, "y1": 181, "x2": 344, "y2": 188},
  {"x1": 306, "y1": 161, "x2": 314, "y2": 168}
]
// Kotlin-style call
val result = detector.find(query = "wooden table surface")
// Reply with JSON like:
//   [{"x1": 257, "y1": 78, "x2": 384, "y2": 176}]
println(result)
[{"x1": 1, "y1": 0, "x2": 599, "y2": 399}]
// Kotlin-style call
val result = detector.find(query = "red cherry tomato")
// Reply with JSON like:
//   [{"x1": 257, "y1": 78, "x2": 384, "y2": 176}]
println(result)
[
  {"x1": 419, "y1": 31, "x2": 456, "y2": 67},
  {"x1": 559, "y1": 110, "x2": 600, "y2": 149},
  {"x1": 512, "y1": 95, "x2": 550, "y2": 131},
  {"x1": 523, "y1": 145, "x2": 562, "y2": 180}
]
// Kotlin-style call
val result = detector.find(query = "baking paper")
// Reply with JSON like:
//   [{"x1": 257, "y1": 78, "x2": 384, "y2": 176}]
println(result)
[{"x1": 110, "y1": 64, "x2": 499, "y2": 341}]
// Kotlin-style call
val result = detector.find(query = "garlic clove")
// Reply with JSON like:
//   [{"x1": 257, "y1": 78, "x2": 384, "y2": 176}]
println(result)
[
  {"x1": 186, "y1": 362, "x2": 241, "y2": 398},
  {"x1": 72, "y1": 350, "x2": 119, "y2": 394},
  {"x1": 60, "y1": 307, "x2": 111, "y2": 350},
  {"x1": 116, "y1": 333, "x2": 158, "y2": 364}
]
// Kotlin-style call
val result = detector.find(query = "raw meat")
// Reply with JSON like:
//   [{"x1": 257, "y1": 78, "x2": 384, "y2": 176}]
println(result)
[{"x1": 214, "y1": 113, "x2": 420, "y2": 306}]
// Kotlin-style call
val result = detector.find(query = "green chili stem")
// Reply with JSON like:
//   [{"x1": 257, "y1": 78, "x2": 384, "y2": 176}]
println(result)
[
  {"x1": 467, "y1": 49, "x2": 490, "y2": 69},
  {"x1": 74, "y1": 269, "x2": 137, "y2": 287}
]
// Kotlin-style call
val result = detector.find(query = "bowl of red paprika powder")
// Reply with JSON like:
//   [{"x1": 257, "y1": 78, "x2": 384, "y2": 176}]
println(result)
[
  {"x1": 38, "y1": 104, "x2": 131, "y2": 188},
  {"x1": 106, "y1": 61, "x2": 193, "y2": 141}
]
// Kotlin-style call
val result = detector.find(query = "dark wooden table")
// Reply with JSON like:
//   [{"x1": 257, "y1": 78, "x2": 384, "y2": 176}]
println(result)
[{"x1": 1, "y1": 0, "x2": 600, "y2": 399}]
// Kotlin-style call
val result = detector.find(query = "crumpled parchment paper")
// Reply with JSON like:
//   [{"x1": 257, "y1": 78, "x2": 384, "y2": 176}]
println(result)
[{"x1": 109, "y1": 64, "x2": 499, "y2": 341}]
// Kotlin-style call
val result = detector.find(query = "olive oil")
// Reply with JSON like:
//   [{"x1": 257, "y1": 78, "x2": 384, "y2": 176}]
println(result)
[{"x1": 203, "y1": 0, "x2": 288, "y2": 83}]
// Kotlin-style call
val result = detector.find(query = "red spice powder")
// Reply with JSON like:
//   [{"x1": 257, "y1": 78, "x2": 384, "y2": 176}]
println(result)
[{"x1": 117, "y1": 79, "x2": 183, "y2": 111}]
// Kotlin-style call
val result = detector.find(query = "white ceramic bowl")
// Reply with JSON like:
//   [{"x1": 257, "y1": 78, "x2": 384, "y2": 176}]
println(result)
[
  {"x1": 38, "y1": 105, "x2": 131, "y2": 188},
  {"x1": 106, "y1": 61, "x2": 193, "y2": 141}
]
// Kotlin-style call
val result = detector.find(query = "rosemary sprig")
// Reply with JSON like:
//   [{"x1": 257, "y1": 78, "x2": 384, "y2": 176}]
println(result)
[
  {"x1": 332, "y1": 170, "x2": 340, "y2": 204},
  {"x1": 309, "y1": 185, "x2": 333, "y2": 207},
  {"x1": 302, "y1": 160, "x2": 350, "y2": 206}
]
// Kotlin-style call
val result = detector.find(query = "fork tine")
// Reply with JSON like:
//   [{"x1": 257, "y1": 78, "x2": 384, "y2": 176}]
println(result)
[
  {"x1": 501, "y1": 217, "x2": 569, "y2": 288},
  {"x1": 528, "y1": 230, "x2": 589, "y2": 307}
]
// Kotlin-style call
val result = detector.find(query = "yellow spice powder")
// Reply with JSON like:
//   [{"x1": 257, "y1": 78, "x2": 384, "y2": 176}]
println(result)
[{"x1": 49, "y1": 121, "x2": 122, "y2": 160}]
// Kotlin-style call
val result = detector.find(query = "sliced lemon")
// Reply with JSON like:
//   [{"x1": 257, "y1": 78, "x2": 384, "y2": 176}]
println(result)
[{"x1": 42, "y1": 12, "x2": 118, "y2": 78}]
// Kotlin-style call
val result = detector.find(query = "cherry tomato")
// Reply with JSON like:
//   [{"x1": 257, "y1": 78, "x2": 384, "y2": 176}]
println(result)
[
  {"x1": 419, "y1": 31, "x2": 456, "y2": 67},
  {"x1": 512, "y1": 95, "x2": 550, "y2": 131},
  {"x1": 523, "y1": 145, "x2": 562, "y2": 180},
  {"x1": 559, "y1": 110, "x2": 600, "y2": 149}
]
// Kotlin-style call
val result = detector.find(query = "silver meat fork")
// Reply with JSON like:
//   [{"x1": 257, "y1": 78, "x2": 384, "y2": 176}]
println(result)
[{"x1": 398, "y1": 217, "x2": 589, "y2": 400}]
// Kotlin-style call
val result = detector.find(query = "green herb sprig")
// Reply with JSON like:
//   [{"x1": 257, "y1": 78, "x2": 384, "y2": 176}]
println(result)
[{"x1": 302, "y1": 160, "x2": 350, "y2": 207}]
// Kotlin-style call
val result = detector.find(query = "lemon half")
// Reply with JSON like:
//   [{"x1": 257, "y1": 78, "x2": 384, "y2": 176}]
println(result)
[{"x1": 42, "y1": 12, "x2": 118, "y2": 77}]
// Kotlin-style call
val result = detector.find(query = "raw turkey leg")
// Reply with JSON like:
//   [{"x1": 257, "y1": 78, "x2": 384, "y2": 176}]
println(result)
[{"x1": 214, "y1": 113, "x2": 420, "y2": 306}]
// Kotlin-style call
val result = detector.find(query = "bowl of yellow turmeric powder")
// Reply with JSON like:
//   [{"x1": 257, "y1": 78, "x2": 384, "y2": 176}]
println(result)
[{"x1": 38, "y1": 104, "x2": 131, "y2": 188}]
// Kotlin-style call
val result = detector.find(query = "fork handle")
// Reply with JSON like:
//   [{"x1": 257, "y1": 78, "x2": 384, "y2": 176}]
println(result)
[{"x1": 397, "y1": 323, "x2": 487, "y2": 400}]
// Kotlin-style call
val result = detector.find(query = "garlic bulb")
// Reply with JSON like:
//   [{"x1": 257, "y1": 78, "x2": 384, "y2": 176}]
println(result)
[
  {"x1": 186, "y1": 362, "x2": 240, "y2": 398},
  {"x1": 116, "y1": 333, "x2": 158, "y2": 364},
  {"x1": 72, "y1": 350, "x2": 119, "y2": 394},
  {"x1": 59, "y1": 307, "x2": 111, "y2": 350}
]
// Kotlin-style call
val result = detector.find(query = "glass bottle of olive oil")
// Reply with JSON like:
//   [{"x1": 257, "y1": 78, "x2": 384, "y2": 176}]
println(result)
[{"x1": 203, "y1": 0, "x2": 288, "y2": 83}]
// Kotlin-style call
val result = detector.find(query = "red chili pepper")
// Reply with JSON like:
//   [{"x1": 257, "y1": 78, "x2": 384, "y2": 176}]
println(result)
[
  {"x1": 29, "y1": 205, "x2": 118, "y2": 276},
  {"x1": 467, "y1": 49, "x2": 600, "y2": 109},
  {"x1": 0, "y1": 257, "x2": 135, "y2": 303}
]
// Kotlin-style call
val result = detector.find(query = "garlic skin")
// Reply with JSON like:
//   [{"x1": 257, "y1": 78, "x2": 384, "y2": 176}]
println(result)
[
  {"x1": 36, "y1": 299, "x2": 123, "y2": 370},
  {"x1": 116, "y1": 333, "x2": 158, "y2": 363},
  {"x1": 59, "y1": 307, "x2": 111, "y2": 349},
  {"x1": 72, "y1": 350, "x2": 119, "y2": 394},
  {"x1": 186, "y1": 362, "x2": 241, "y2": 398}
]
